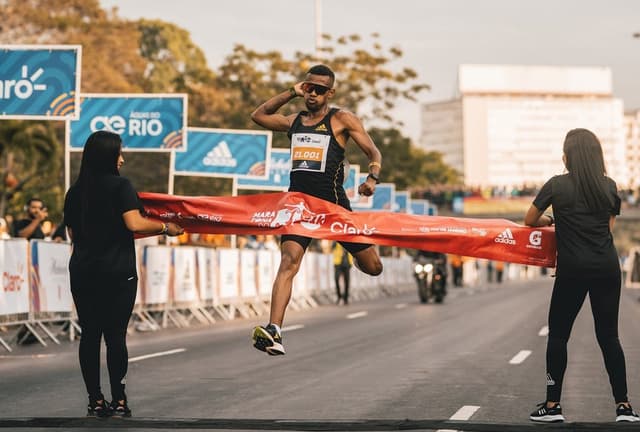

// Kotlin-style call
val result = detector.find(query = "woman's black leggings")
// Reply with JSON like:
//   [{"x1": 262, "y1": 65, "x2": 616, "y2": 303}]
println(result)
[
  {"x1": 71, "y1": 273, "x2": 137, "y2": 402},
  {"x1": 546, "y1": 272, "x2": 628, "y2": 403}
]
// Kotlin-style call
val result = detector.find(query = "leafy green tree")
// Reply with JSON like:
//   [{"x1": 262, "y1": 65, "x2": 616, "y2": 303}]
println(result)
[
  {"x1": 0, "y1": 121, "x2": 64, "y2": 219},
  {"x1": 346, "y1": 128, "x2": 460, "y2": 192}
]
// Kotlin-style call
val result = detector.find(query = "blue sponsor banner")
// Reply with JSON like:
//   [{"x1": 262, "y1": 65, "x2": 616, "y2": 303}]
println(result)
[
  {"x1": 371, "y1": 183, "x2": 396, "y2": 211},
  {"x1": 175, "y1": 128, "x2": 271, "y2": 179},
  {"x1": 394, "y1": 191, "x2": 410, "y2": 212},
  {"x1": 410, "y1": 199, "x2": 429, "y2": 215},
  {"x1": 0, "y1": 45, "x2": 81, "y2": 120},
  {"x1": 68, "y1": 94, "x2": 187, "y2": 151},
  {"x1": 344, "y1": 165, "x2": 360, "y2": 204},
  {"x1": 237, "y1": 148, "x2": 290, "y2": 191}
]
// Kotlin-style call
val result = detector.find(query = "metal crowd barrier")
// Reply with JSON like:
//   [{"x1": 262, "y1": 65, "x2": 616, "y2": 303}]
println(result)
[{"x1": 0, "y1": 239, "x2": 416, "y2": 352}]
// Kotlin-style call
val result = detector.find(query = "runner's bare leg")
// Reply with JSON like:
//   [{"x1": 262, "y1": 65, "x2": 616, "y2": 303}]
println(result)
[{"x1": 269, "y1": 240, "x2": 305, "y2": 326}]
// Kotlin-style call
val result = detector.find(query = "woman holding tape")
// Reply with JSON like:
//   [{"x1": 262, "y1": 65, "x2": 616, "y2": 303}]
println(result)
[
  {"x1": 64, "y1": 131, "x2": 183, "y2": 417},
  {"x1": 525, "y1": 128, "x2": 638, "y2": 423}
]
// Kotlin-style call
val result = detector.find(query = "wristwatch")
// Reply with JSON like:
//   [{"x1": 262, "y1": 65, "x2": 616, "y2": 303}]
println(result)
[{"x1": 367, "y1": 173, "x2": 380, "y2": 184}]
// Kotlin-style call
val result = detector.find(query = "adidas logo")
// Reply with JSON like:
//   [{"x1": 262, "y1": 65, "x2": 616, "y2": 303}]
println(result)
[
  {"x1": 298, "y1": 161, "x2": 309, "y2": 168},
  {"x1": 315, "y1": 124, "x2": 327, "y2": 131},
  {"x1": 546, "y1": 373, "x2": 556, "y2": 386},
  {"x1": 203, "y1": 141, "x2": 237, "y2": 167},
  {"x1": 495, "y1": 228, "x2": 516, "y2": 245}
]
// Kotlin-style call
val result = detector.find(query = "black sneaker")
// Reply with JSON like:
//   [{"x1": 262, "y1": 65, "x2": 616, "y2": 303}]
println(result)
[
  {"x1": 87, "y1": 397, "x2": 110, "y2": 418},
  {"x1": 252, "y1": 324, "x2": 285, "y2": 355},
  {"x1": 110, "y1": 399, "x2": 132, "y2": 418},
  {"x1": 530, "y1": 402, "x2": 565, "y2": 422},
  {"x1": 616, "y1": 403, "x2": 640, "y2": 422}
]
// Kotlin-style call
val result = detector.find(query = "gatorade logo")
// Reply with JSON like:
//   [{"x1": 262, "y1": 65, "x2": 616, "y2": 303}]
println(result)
[
  {"x1": 203, "y1": 141, "x2": 237, "y2": 167},
  {"x1": 495, "y1": 228, "x2": 516, "y2": 245},
  {"x1": 0, "y1": 65, "x2": 47, "y2": 100},
  {"x1": 527, "y1": 230, "x2": 543, "y2": 250}
]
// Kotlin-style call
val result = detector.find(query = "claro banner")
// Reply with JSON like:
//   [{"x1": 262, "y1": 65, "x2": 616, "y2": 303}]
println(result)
[
  {"x1": 139, "y1": 192, "x2": 556, "y2": 267},
  {"x1": 0, "y1": 45, "x2": 81, "y2": 120}
]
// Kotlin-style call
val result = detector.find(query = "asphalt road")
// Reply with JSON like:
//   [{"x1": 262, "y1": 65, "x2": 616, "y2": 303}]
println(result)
[{"x1": 3, "y1": 276, "x2": 640, "y2": 431}]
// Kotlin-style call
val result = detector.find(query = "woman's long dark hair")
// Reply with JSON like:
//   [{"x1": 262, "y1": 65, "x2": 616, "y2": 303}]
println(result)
[
  {"x1": 74, "y1": 131, "x2": 122, "y2": 236},
  {"x1": 563, "y1": 128, "x2": 615, "y2": 211}
]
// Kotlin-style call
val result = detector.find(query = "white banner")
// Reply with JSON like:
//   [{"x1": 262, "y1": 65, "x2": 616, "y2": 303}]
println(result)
[
  {"x1": 239, "y1": 249, "x2": 258, "y2": 298},
  {"x1": 173, "y1": 247, "x2": 198, "y2": 303},
  {"x1": 196, "y1": 248, "x2": 217, "y2": 301},
  {"x1": 256, "y1": 250, "x2": 274, "y2": 296},
  {"x1": 218, "y1": 248, "x2": 239, "y2": 300},
  {"x1": 0, "y1": 239, "x2": 30, "y2": 316},
  {"x1": 31, "y1": 241, "x2": 72, "y2": 313},
  {"x1": 143, "y1": 246, "x2": 172, "y2": 305}
]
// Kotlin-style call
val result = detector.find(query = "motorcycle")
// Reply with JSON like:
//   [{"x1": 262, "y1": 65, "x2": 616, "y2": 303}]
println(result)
[{"x1": 413, "y1": 254, "x2": 447, "y2": 304}]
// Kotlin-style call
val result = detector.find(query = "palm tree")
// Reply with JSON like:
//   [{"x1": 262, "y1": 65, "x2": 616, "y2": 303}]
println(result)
[{"x1": 0, "y1": 120, "x2": 62, "y2": 218}]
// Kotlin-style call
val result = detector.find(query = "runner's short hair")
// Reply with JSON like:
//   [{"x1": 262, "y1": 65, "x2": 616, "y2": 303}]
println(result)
[{"x1": 307, "y1": 64, "x2": 335, "y2": 87}]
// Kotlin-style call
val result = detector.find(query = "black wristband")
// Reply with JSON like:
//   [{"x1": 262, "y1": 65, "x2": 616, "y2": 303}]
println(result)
[
  {"x1": 367, "y1": 173, "x2": 380, "y2": 184},
  {"x1": 288, "y1": 87, "x2": 297, "y2": 97},
  {"x1": 545, "y1": 214, "x2": 554, "y2": 226}
]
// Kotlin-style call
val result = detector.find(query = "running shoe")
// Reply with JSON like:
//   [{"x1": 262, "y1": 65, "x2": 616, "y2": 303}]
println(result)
[
  {"x1": 252, "y1": 324, "x2": 285, "y2": 355},
  {"x1": 616, "y1": 403, "x2": 640, "y2": 422},
  {"x1": 110, "y1": 398, "x2": 132, "y2": 418},
  {"x1": 86, "y1": 397, "x2": 110, "y2": 418},
  {"x1": 529, "y1": 402, "x2": 564, "y2": 422}
]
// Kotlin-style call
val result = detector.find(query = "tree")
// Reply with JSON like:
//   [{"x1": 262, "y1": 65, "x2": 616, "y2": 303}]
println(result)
[
  {"x1": 0, "y1": 120, "x2": 63, "y2": 219},
  {"x1": 214, "y1": 34, "x2": 430, "y2": 146},
  {"x1": 346, "y1": 128, "x2": 460, "y2": 192}
]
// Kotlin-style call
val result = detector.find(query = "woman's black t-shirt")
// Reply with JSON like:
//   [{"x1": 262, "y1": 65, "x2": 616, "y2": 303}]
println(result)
[
  {"x1": 63, "y1": 175, "x2": 142, "y2": 281},
  {"x1": 533, "y1": 174, "x2": 621, "y2": 277}
]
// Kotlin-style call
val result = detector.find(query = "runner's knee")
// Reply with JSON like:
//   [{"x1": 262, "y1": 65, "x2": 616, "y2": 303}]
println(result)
[{"x1": 357, "y1": 258, "x2": 383, "y2": 276}]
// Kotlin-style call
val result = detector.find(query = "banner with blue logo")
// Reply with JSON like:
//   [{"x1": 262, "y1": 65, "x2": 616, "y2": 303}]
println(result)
[
  {"x1": 68, "y1": 94, "x2": 187, "y2": 151},
  {"x1": 371, "y1": 183, "x2": 396, "y2": 211},
  {"x1": 175, "y1": 128, "x2": 271, "y2": 179},
  {"x1": 236, "y1": 148, "x2": 290, "y2": 191},
  {"x1": 394, "y1": 191, "x2": 410, "y2": 212},
  {"x1": 410, "y1": 199, "x2": 429, "y2": 215},
  {"x1": 0, "y1": 45, "x2": 81, "y2": 120},
  {"x1": 344, "y1": 165, "x2": 360, "y2": 204}
]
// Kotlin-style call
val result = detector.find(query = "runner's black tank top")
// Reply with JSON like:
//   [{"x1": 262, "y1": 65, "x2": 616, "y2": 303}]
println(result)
[{"x1": 287, "y1": 108, "x2": 351, "y2": 209}]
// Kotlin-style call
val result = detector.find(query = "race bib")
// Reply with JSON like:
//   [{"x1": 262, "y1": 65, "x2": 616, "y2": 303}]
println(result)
[{"x1": 290, "y1": 133, "x2": 330, "y2": 172}]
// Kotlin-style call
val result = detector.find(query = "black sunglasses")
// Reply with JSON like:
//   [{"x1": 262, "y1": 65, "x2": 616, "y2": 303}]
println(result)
[{"x1": 302, "y1": 82, "x2": 331, "y2": 95}]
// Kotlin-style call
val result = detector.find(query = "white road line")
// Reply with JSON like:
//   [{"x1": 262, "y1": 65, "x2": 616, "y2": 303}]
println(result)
[
  {"x1": 0, "y1": 354, "x2": 56, "y2": 359},
  {"x1": 437, "y1": 405, "x2": 481, "y2": 432},
  {"x1": 538, "y1": 325, "x2": 549, "y2": 336},
  {"x1": 281, "y1": 324, "x2": 305, "y2": 332},
  {"x1": 129, "y1": 348, "x2": 186, "y2": 363},
  {"x1": 395, "y1": 303, "x2": 408, "y2": 309},
  {"x1": 509, "y1": 350, "x2": 532, "y2": 364},
  {"x1": 346, "y1": 311, "x2": 368, "y2": 319}
]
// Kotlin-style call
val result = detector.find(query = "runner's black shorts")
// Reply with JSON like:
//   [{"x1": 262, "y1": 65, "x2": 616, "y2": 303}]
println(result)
[{"x1": 281, "y1": 189, "x2": 372, "y2": 255}]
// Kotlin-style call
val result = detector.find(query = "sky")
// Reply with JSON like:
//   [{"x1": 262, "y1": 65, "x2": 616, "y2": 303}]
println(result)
[{"x1": 99, "y1": 0, "x2": 640, "y2": 142}]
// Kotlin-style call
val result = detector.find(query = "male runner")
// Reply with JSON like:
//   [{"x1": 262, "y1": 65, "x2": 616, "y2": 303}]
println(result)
[{"x1": 250, "y1": 64, "x2": 383, "y2": 355}]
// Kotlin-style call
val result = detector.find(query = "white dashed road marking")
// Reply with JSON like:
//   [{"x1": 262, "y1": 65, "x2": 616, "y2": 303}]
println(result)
[
  {"x1": 346, "y1": 311, "x2": 368, "y2": 319},
  {"x1": 437, "y1": 405, "x2": 481, "y2": 432},
  {"x1": 129, "y1": 348, "x2": 186, "y2": 363},
  {"x1": 509, "y1": 350, "x2": 532, "y2": 364},
  {"x1": 538, "y1": 325, "x2": 549, "y2": 336},
  {"x1": 281, "y1": 324, "x2": 305, "y2": 332}
]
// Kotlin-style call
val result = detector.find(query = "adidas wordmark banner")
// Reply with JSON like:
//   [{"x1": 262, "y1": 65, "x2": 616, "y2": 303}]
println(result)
[
  {"x1": 140, "y1": 191, "x2": 556, "y2": 267},
  {"x1": 0, "y1": 45, "x2": 81, "y2": 120}
]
